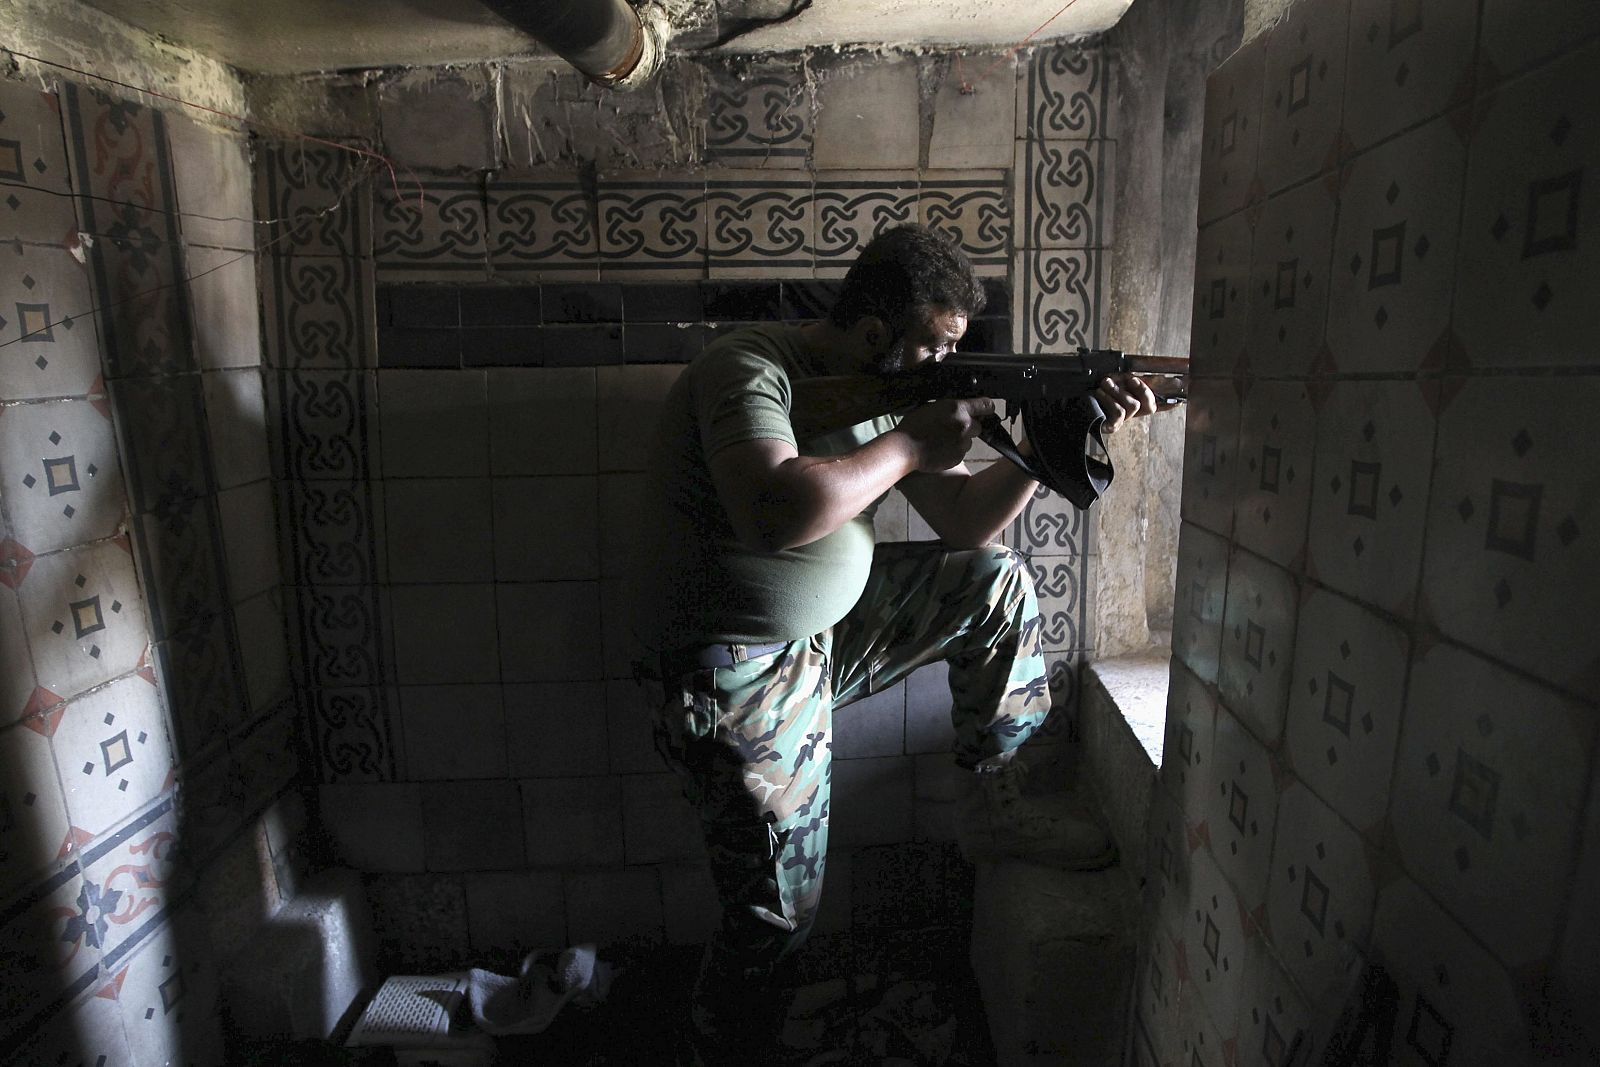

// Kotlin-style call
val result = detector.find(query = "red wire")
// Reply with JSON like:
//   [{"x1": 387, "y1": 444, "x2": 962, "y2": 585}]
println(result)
[{"x1": 957, "y1": 0, "x2": 1088, "y2": 93}]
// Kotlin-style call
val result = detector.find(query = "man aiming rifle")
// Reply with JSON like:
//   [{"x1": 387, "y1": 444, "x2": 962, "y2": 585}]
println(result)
[{"x1": 632, "y1": 223, "x2": 1181, "y2": 1063}]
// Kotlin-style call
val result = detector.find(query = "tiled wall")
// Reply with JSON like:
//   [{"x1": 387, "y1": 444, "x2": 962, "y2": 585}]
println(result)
[
  {"x1": 1135, "y1": 1, "x2": 1600, "y2": 1062},
  {"x1": 262, "y1": 43, "x2": 1119, "y2": 965},
  {"x1": 0, "y1": 79, "x2": 303, "y2": 1061}
]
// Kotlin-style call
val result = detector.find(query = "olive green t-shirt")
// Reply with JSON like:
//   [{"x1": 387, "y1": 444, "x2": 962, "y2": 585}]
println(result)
[{"x1": 637, "y1": 323, "x2": 899, "y2": 650}]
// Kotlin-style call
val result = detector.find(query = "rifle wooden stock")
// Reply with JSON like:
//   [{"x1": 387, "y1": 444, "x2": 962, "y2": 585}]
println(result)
[{"x1": 788, "y1": 348, "x2": 1189, "y2": 440}]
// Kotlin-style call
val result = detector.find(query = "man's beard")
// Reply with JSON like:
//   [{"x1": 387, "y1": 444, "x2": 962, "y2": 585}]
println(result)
[{"x1": 872, "y1": 341, "x2": 913, "y2": 377}]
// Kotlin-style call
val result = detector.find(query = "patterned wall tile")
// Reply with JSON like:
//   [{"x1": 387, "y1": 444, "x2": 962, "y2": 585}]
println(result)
[
  {"x1": 1232, "y1": 380, "x2": 1315, "y2": 571},
  {"x1": 0, "y1": 714, "x2": 70, "y2": 897},
  {"x1": 1218, "y1": 549, "x2": 1299, "y2": 747},
  {"x1": 1454, "y1": 44, "x2": 1598, "y2": 371},
  {"x1": 1172, "y1": 522, "x2": 1230, "y2": 685},
  {"x1": 1326, "y1": 115, "x2": 1466, "y2": 376},
  {"x1": 1014, "y1": 140, "x2": 1112, "y2": 250},
  {"x1": 1182, "y1": 840, "x2": 1252, "y2": 1038},
  {"x1": 1027, "y1": 554, "x2": 1087, "y2": 653},
  {"x1": 1284, "y1": 586, "x2": 1408, "y2": 835},
  {"x1": 1305, "y1": 380, "x2": 1435, "y2": 619},
  {"x1": 812, "y1": 172, "x2": 918, "y2": 278},
  {"x1": 1392, "y1": 642, "x2": 1593, "y2": 968},
  {"x1": 485, "y1": 173, "x2": 599, "y2": 281},
  {"x1": 373, "y1": 178, "x2": 489, "y2": 281},
  {"x1": 53, "y1": 674, "x2": 173, "y2": 839},
  {"x1": 0, "y1": 81, "x2": 71, "y2": 197},
  {"x1": 1012, "y1": 248, "x2": 1099, "y2": 352},
  {"x1": 1236, "y1": 936, "x2": 1315, "y2": 1067},
  {"x1": 705, "y1": 61, "x2": 813, "y2": 169},
  {"x1": 1, "y1": 577, "x2": 38, "y2": 724},
  {"x1": 1181, "y1": 374, "x2": 1242, "y2": 538},
  {"x1": 76, "y1": 799, "x2": 179, "y2": 969},
  {"x1": 0, "y1": 181, "x2": 78, "y2": 247},
  {"x1": 0, "y1": 859, "x2": 97, "y2": 1049},
  {"x1": 0, "y1": 242, "x2": 100, "y2": 401},
  {"x1": 0, "y1": 396, "x2": 124, "y2": 554},
  {"x1": 1206, "y1": 703, "x2": 1281, "y2": 909},
  {"x1": 109, "y1": 375, "x2": 211, "y2": 516},
  {"x1": 254, "y1": 141, "x2": 371, "y2": 259},
  {"x1": 310, "y1": 687, "x2": 395, "y2": 782},
  {"x1": 705, "y1": 172, "x2": 815, "y2": 278},
  {"x1": 115, "y1": 906, "x2": 224, "y2": 1067},
  {"x1": 1368, "y1": 876, "x2": 1530, "y2": 1060},
  {"x1": 260, "y1": 254, "x2": 374, "y2": 370},
  {"x1": 1480, "y1": 0, "x2": 1600, "y2": 80},
  {"x1": 1016, "y1": 480, "x2": 1090, "y2": 557},
  {"x1": 134, "y1": 493, "x2": 231, "y2": 642},
  {"x1": 812, "y1": 57, "x2": 919, "y2": 170},
  {"x1": 295, "y1": 585, "x2": 387, "y2": 688},
  {"x1": 1422, "y1": 377, "x2": 1599, "y2": 699},
  {"x1": 61, "y1": 86, "x2": 193, "y2": 381},
  {"x1": 1266, "y1": 781, "x2": 1375, "y2": 1001},
  {"x1": 1258, "y1": 0, "x2": 1350, "y2": 196},
  {"x1": 1342, "y1": 0, "x2": 1477, "y2": 153},
  {"x1": 1191, "y1": 211, "x2": 1254, "y2": 378},
  {"x1": 916, "y1": 171, "x2": 1010, "y2": 277},
  {"x1": 1016, "y1": 44, "x2": 1112, "y2": 141},
  {"x1": 596, "y1": 172, "x2": 708, "y2": 279},
  {"x1": 1160, "y1": 660, "x2": 1217, "y2": 819},
  {"x1": 1248, "y1": 182, "x2": 1336, "y2": 378},
  {"x1": 14, "y1": 537, "x2": 145, "y2": 702},
  {"x1": 165, "y1": 114, "x2": 253, "y2": 252},
  {"x1": 276, "y1": 370, "x2": 377, "y2": 484},
  {"x1": 154, "y1": 615, "x2": 244, "y2": 761},
  {"x1": 1198, "y1": 37, "x2": 1265, "y2": 227},
  {"x1": 7, "y1": 960, "x2": 130, "y2": 1067}
]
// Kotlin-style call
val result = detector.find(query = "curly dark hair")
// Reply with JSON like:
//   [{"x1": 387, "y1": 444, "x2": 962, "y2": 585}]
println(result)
[{"x1": 828, "y1": 224, "x2": 986, "y2": 335}]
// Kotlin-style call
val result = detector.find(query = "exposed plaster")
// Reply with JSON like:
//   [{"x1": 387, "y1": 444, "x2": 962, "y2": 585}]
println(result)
[{"x1": 0, "y1": 0, "x2": 247, "y2": 125}]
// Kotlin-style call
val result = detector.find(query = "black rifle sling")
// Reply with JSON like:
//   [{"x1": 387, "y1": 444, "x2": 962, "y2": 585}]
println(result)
[{"x1": 977, "y1": 396, "x2": 1114, "y2": 510}]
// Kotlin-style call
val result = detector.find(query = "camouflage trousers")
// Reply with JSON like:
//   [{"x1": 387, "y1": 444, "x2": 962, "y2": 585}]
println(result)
[{"x1": 651, "y1": 541, "x2": 1050, "y2": 1052}]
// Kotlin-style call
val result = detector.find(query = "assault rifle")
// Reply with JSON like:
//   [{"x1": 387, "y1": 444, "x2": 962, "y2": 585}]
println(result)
[{"x1": 790, "y1": 348, "x2": 1189, "y2": 510}]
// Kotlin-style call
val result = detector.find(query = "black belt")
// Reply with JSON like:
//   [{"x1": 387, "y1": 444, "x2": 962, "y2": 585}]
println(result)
[{"x1": 659, "y1": 640, "x2": 790, "y2": 678}]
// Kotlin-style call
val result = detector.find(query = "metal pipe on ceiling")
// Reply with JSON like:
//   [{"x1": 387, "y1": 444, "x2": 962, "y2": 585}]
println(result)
[{"x1": 479, "y1": 0, "x2": 668, "y2": 90}]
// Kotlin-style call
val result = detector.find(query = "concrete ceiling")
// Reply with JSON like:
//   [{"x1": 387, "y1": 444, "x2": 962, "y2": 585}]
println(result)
[{"x1": 73, "y1": 0, "x2": 1134, "y2": 75}]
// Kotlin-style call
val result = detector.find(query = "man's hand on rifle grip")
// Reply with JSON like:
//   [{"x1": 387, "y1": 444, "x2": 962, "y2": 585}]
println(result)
[{"x1": 1094, "y1": 373, "x2": 1167, "y2": 434}]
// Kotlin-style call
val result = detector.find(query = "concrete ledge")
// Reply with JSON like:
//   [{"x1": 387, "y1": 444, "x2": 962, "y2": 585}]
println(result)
[
  {"x1": 971, "y1": 861, "x2": 1140, "y2": 1066},
  {"x1": 221, "y1": 867, "x2": 377, "y2": 1041},
  {"x1": 1078, "y1": 654, "x2": 1168, "y2": 879}
]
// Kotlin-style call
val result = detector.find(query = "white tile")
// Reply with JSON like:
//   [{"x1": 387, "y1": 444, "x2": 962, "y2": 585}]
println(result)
[
  {"x1": 117, "y1": 907, "x2": 224, "y2": 1067},
  {"x1": 1232, "y1": 380, "x2": 1316, "y2": 571},
  {"x1": 1217, "y1": 548, "x2": 1299, "y2": 746},
  {"x1": 836, "y1": 680, "x2": 905, "y2": 759},
  {"x1": 504, "y1": 681, "x2": 608, "y2": 778},
  {"x1": 497, "y1": 582, "x2": 602, "y2": 683},
  {"x1": 1558, "y1": 774, "x2": 1600, "y2": 1038},
  {"x1": 1180, "y1": 374, "x2": 1242, "y2": 539},
  {"x1": 492, "y1": 475, "x2": 598, "y2": 582},
  {"x1": 15, "y1": 980, "x2": 133, "y2": 1067},
  {"x1": 318, "y1": 782, "x2": 425, "y2": 871},
  {"x1": 203, "y1": 368, "x2": 271, "y2": 489},
  {"x1": 167, "y1": 115, "x2": 254, "y2": 251},
  {"x1": 1368, "y1": 876, "x2": 1530, "y2": 1060},
  {"x1": 830, "y1": 754, "x2": 913, "y2": 848},
  {"x1": 813, "y1": 58, "x2": 920, "y2": 170},
  {"x1": 622, "y1": 772, "x2": 703, "y2": 865},
  {"x1": 1235, "y1": 935, "x2": 1315, "y2": 1067},
  {"x1": 1454, "y1": 44, "x2": 1600, "y2": 371},
  {"x1": 386, "y1": 477, "x2": 494, "y2": 583},
  {"x1": 563, "y1": 866, "x2": 662, "y2": 946},
  {"x1": 1, "y1": 577, "x2": 38, "y2": 724},
  {"x1": 390, "y1": 583, "x2": 499, "y2": 684},
  {"x1": 1481, "y1": 0, "x2": 1600, "y2": 77},
  {"x1": 218, "y1": 481, "x2": 280, "y2": 602},
  {"x1": 1390, "y1": 642, "x2": 1592, "y2": 968},
  {"x1": 1283, "y1": 586, "x2": 1408, "y2": 834},
  {"x1": 523, "y1": 776, "x2": 623, "y2": 866},
  {"x1": 378, "y1": 369, "x2": 488, "y2": 478},
  {"x1": 186, "y1": 245, "x2": 261, "y2": 369},
  {"x1": 595, "y1": 364, "x2": 683, "y2": 473},
  {"x1": 905, "y1": 663, "x2": 956, "y2": 755},
  {"x1": 1205, "y1": 705, "x2": 1280, "y2": 909},
  {"x1": 1421, "y1": 367, "x2": 1600, "y2": 700},
  {"x1": 463, "y1": 869, "x2": 566, "y2": 956},
  {"x1": 1265, "y1": 781, "x2": 1375, "y2": 1002},
  {"x1": 16, "y1": 539, "x2": 148, "y2": 701},
  {"x1": 487, "y1": 367, "x2": 597, "y2": 475},
  {"x1": 234, "y1": 590, "x2": 290, "y2": 713},
  {"x1": 0, "y1": 397, "x2": 126, "y2": 554},
  {"x1": 0, "y1": 243, "x2": 101, "y2": 402},
  {"x1": 0, "y1": 716, "x2": 70, "y2": 898},
  {"x1": 928, "y1": 54, "x2": 1016, "y2": 169},
  {"x1": 398, "y1": 684, "x2": 507, "y2": 781},
  {"x1": 1325, "y1": 117, "x2": 1466, "y2": 376},
  {"x1": 1191, "y1": 211, "x2": 1254, "y2": 378},
  {"x1": 1305, "y1": 379, "x2": 1435, "y2": 619},
  {"x1": 605, "y1": 677, "x2": 659, "y2": 775},
  {"x1": 1172, "y1": 523, "x2": 1230, "y2": 685}
]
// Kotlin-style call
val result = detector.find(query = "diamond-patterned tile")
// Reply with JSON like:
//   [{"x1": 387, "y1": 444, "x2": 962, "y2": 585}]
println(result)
[
  {"x1": 0, "y1": 241, "x2": 100, "y2": 401},
  {"x1": 1247, "y1": 181, "x2": 1336, "y2": 378},
  {"x1": 1206, "y1": 702, "x2": 1281, "y2": 908},
  {"x1": 1481, "y1": 0, "x2": 1600, "y2": 80},
  {"x1": 1160, "y1": 659, "x2": 1216, "y2": 818},
  {"x1": 0, "y1": 396, "x2": 124, "y2": 553},
  {"x1": 1181, "y1": 840, "x2": 1252, "y2": 1036},
  {"x1": 0, "y1": 713, "x2": 70, "y2": 898},
  {"x1": 1454, "y1": 44, "x2": 1599, "y2": 371},
  {"x1": 0, "y1": 80, "x2": 72, "y2": 195},
  {"x1": 1283, "y1": 586, "x2": 1408, "y2": 835},
  {"x1": 1190, "y1": 211, "x2": 1254, "y2": 378},
  {"x1": 1198, "y1": 36, "x2": 1265, "y2": 226},
  {"x1": 1257, "y1": 0, "x2": 1350, "y2": 194},
  {"x1": 1232, "y1": 381, "x2": 1315, "y2": 571},
  {"x1": 14, "y1": 537, "x2": 147, "y2": 701},
  {"x1": 1217, "y1": 548, "x2": 1299, "y2": 747},
  {"x1": 1181, "y1": 373, "x2": 1242, "y2": 539},
  {"x1": 1341, "y1": 0, "x2": 1477, "y2": 152},
  {"x1": 1392, "y1": 642, "x2": 1592, "y2": 967},
  {"x1": 52, "y1": 674, "x2": 173, "y2": 838},
  {"x1": 1422, "y1": 376, "x2": 1600, "y2": 699},
  {"x1": 1172, "y1": 522, "x2": 1230, "y2": 684}
]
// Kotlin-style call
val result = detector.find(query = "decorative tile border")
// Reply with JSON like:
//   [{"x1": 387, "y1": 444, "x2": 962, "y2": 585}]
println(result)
[
  {"x1": 373, "y1": 178, "x2": 489, "y2": 280},
  {"x1": 485, "y1": 174, "x2": 600, "y2": 280},
  {"x1": 705, "y1": 64, "x2": 813, "y2": 168}
]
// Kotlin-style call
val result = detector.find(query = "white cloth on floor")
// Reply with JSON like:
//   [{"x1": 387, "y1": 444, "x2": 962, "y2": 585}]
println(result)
[{"x1": 466, "y1": 944, "x2": 615, "y2": 1036}]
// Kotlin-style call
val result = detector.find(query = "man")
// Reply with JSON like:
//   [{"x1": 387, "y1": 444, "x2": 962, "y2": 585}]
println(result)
[{"x1": 636, "y1": 224, "x2": 1164, "y2": 1060}]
